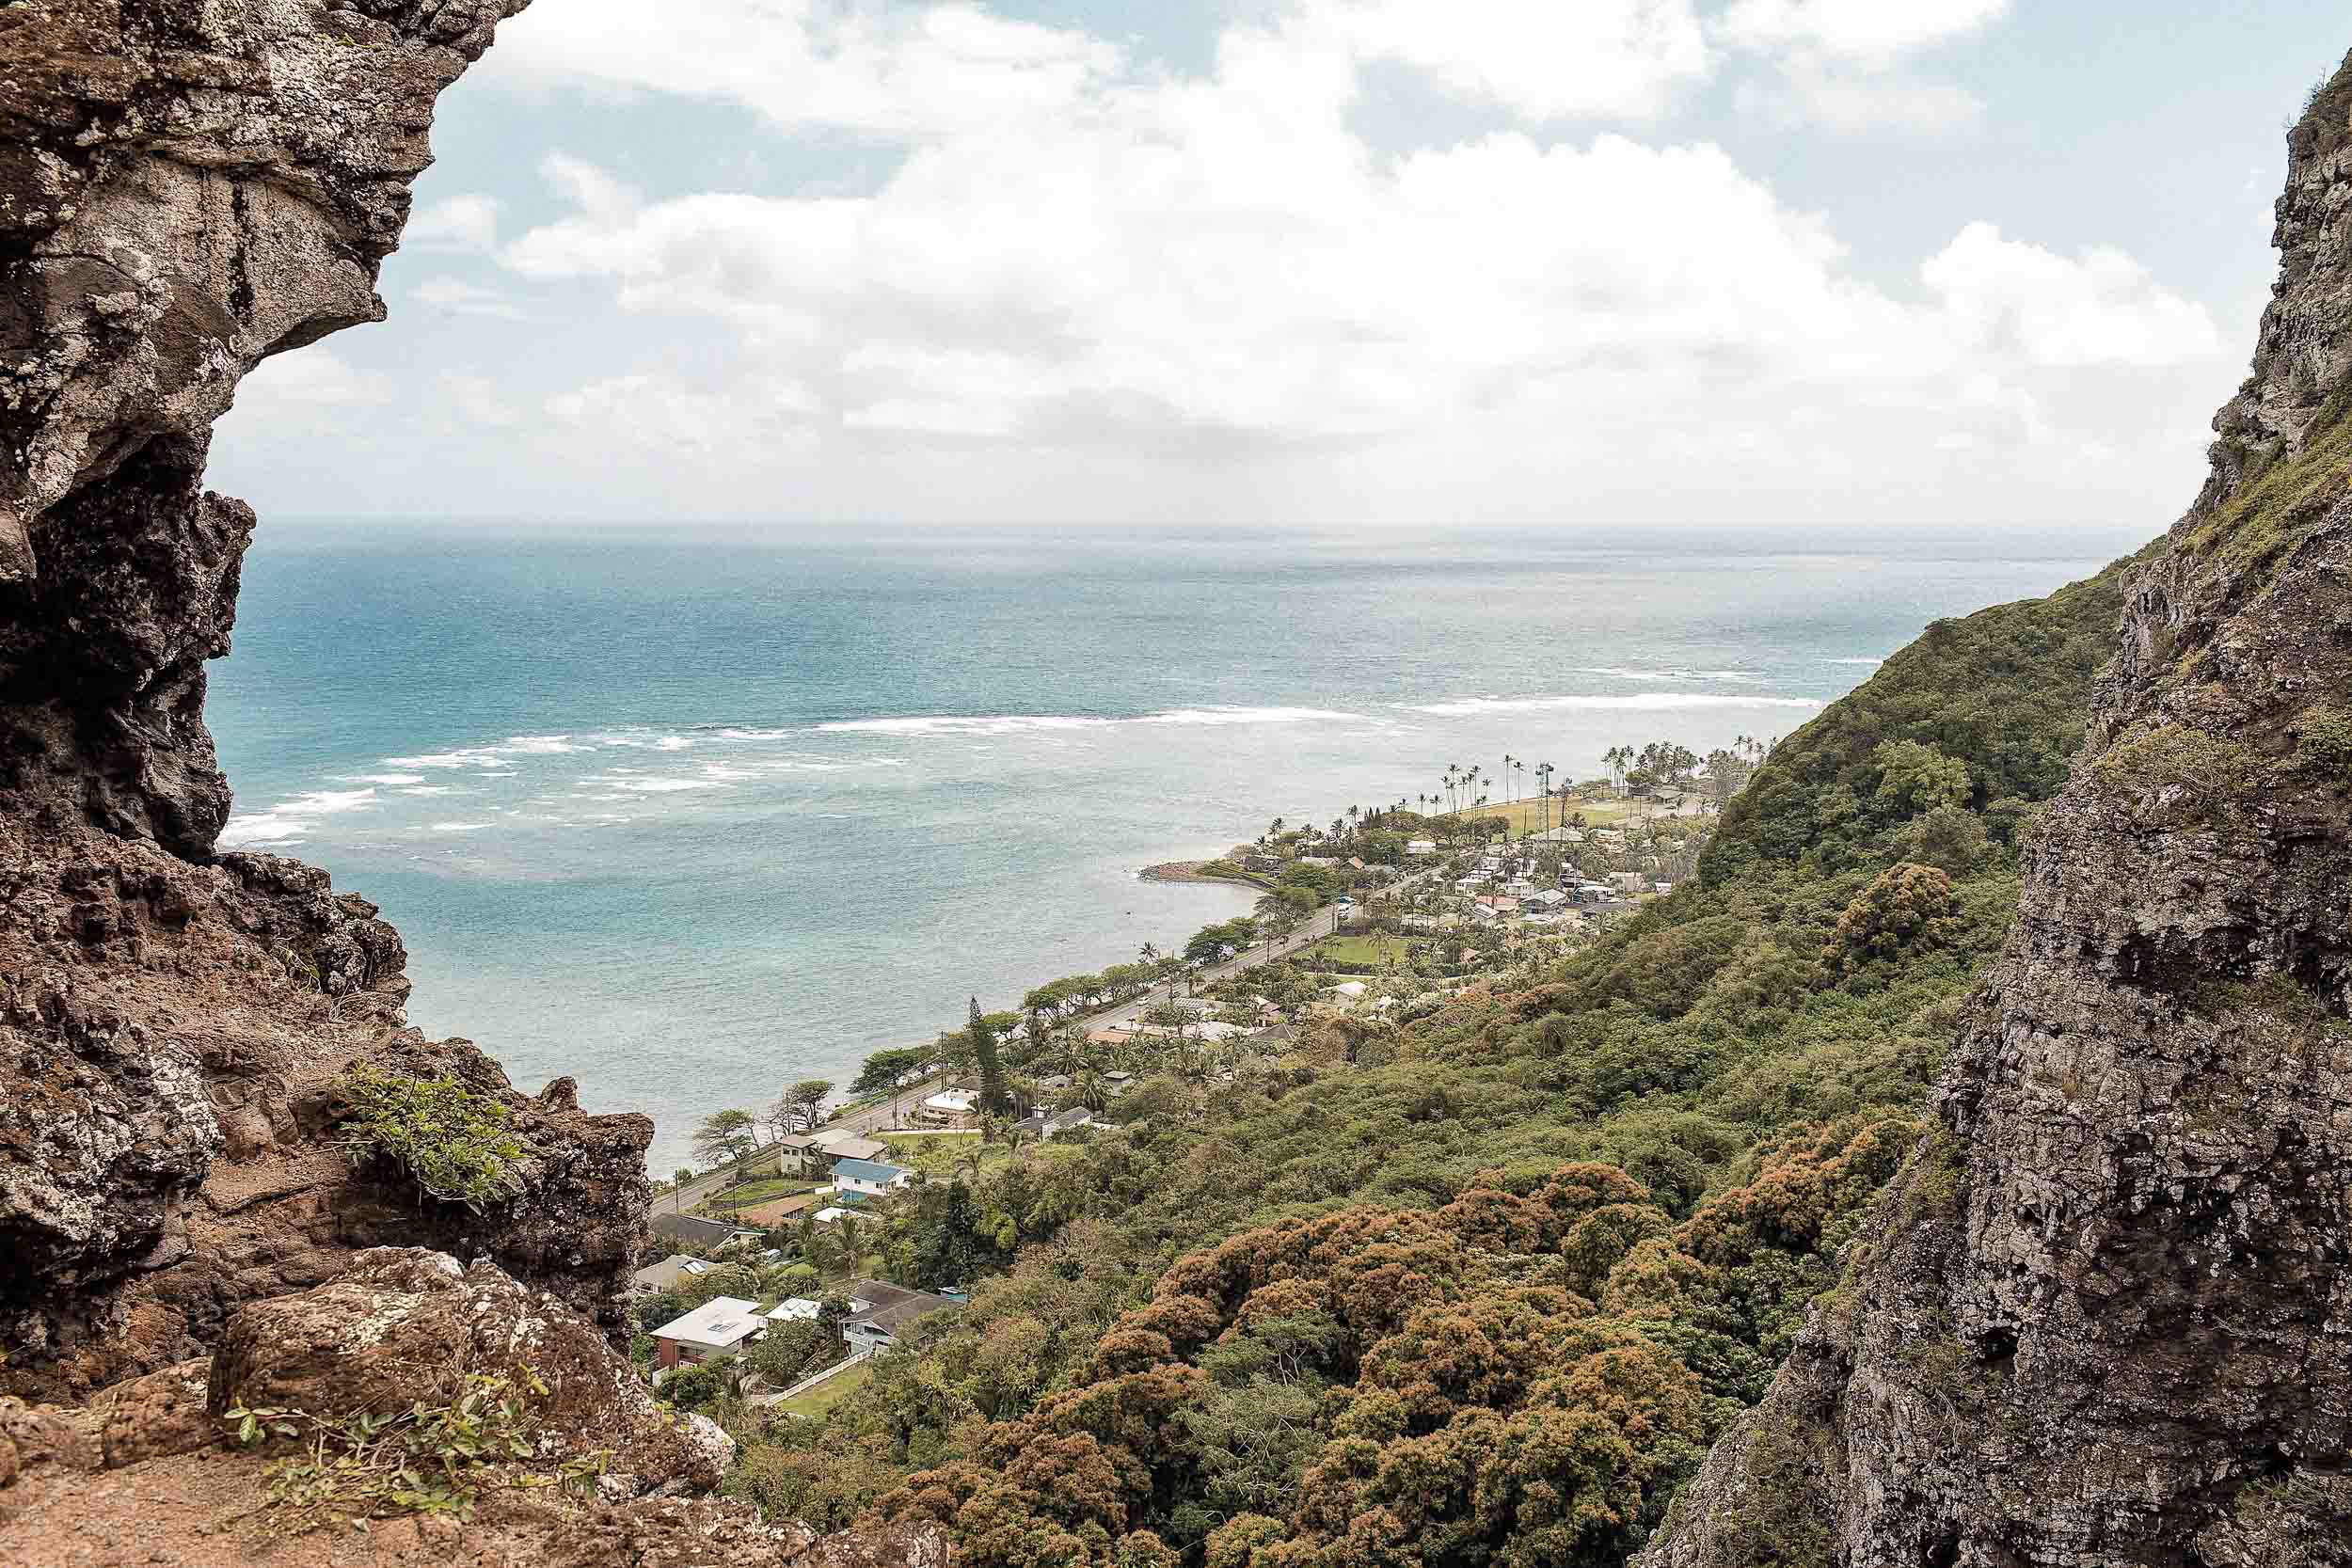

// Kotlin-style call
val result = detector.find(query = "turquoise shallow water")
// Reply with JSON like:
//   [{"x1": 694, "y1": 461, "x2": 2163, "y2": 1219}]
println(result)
[{"x1": 207, "y1": 526, "x2": 2127, "y2": 1171}]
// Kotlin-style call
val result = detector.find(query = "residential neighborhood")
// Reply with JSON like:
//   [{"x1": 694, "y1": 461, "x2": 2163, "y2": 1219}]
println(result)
[{"x1": 626, "y1": 745, "x2": 1744, "y2": 1429}]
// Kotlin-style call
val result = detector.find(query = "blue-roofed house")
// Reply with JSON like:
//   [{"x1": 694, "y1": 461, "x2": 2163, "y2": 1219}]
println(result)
[{"x1": 833, "y1": 1157, "x2": 913, "y2": 1201}]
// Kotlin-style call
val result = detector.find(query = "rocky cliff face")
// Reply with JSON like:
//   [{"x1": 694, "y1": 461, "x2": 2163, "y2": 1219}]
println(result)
[
  {"x1": 0, "y1": 0, "x2": 654, "y2": 1402},
  {"x1": 1646, "y1": 51, "x2": 2352, "y2": 1568}
]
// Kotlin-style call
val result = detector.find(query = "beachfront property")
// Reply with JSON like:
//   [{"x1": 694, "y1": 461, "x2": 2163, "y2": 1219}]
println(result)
[
  {"x1": 833, "y1": 1157, "x2": 913, "y2": 1200},
  {"x1": 650, "y1": 1296, "x2": 767, "y2": 1370},
  {"x1": 923, "y1": 1088, "x2": 979, "y2": 1116}
]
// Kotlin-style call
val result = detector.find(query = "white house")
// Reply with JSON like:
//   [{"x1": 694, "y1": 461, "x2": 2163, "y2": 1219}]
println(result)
[
  {"x1": 1406, "y1": 839, "x2": 1438, "y2": 856},
  {"x1": 652, "y1": 1296, "x2": 765, "y2": 1370},
  {"x1": 766, "y1": 1298, "x2": 822, "y2": 1324},
  {"x1": 1332, "y1": 980, "x2": 1369, "y2": 1002},
  {"x1": 833, "y1": 1158, "x2": 913, "y2": 1201},
  {"x1": 922, "y1": 1088, "x2": 978, "y2": 1115}
]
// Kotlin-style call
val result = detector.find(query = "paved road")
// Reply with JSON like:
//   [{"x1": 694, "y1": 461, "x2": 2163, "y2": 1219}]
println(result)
[
  {"x1": 659, "y1": 866, "x2": 1442, "y2": 1213},
  {"x1": 1091, "y1": 866, "x2": 1443, "y2": 1030}
]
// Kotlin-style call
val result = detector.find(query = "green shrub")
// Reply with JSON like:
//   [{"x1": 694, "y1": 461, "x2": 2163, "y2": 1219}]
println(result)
[
  {"x1": 2296, "y1": 703, "x2": 2352, "y2": 784},
  {"x1": 336, "y1": 1063, "x2": 525, "y2": 1212},
  {"x1": 223, "y1": 1367, "x2": 605, "y2": 1535}
]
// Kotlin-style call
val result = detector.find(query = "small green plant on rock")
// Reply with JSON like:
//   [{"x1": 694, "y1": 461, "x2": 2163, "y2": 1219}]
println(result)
[
  {"x1": 224, "y1": 1368, "x2": 608, "y2": 1536},
  {"x1": 2295, "y1": 703, "x2": 2352, "y2": 784},
  {"x1": 337, "y1": 1062, "x2": 525, "y2": 1211}
]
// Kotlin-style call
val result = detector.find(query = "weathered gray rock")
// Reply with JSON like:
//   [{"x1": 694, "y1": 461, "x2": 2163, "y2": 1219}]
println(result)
[
  {"x1": 1645, "y1": 48, "x2": 2352, "y2": 1568},
  {"x1": 0, "y1": 0, "x2": 656, "y2": 1405}
]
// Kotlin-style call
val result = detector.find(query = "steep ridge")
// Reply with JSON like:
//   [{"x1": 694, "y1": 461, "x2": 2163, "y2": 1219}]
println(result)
[
  {"x1": 0, "y1": 3, "x2": 656, "y2": 1400},
  {"x1": 1645, "y1": 50, "x2": 2352, "y2": 1568}
]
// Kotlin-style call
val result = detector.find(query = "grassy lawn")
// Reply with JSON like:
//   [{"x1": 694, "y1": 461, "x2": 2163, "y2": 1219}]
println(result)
[
  {"x1": 702, "y1": 1177, "x2": 818, "y2": 1212},
  {"x1": 1314, "y1": 933, "x2": 1410, "y2": 969},
  {"x1": 882, "y1": 1132, "x2": 1014, "y2": 1180},
  {"x1": 774, "y1": 1357, "x2": 873, "y2": 1418}
]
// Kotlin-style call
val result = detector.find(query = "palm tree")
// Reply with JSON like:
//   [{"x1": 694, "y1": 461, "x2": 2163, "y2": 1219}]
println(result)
[
  {"x1": 1075, "y1": 1065, "x2": 1111, "y2": 1112},
  {"x1": 835, "y1": 1214, "x2": 865, "y2": 1279}
]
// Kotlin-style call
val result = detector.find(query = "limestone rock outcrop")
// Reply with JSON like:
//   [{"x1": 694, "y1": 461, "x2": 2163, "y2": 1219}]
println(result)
[
  {"x1": 1644, "y1": 50, "x2": 2352, "y2": 1568},
  {"x1": 0, "y1": 0, "x2": 654, "y2": 1402}
]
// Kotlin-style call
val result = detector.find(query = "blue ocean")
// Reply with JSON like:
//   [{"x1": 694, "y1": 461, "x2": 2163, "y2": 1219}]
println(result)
[{"x1": 207, "y1": 527, "x2": 2134, "y2": 1171}]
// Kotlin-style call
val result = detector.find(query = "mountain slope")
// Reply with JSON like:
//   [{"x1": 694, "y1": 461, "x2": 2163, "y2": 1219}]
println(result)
[{"x1": 1645, "y1": 48, "x2": 2352, "y2": 1568}]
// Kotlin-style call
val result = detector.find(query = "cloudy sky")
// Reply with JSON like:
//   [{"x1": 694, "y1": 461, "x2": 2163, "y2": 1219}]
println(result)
[{"x1": 210, "y1": 0, "x2": 2351, "y2": 534}]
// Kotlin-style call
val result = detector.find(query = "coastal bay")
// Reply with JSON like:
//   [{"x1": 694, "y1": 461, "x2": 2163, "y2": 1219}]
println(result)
[{"x1": 209, "y1": 526, "x2": 2123, "y2": 1170}]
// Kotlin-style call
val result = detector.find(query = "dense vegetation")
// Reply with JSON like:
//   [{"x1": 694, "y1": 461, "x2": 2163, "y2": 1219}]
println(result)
[
  {"x1": 703, "y1": 556, "x2": 2141, "y2": 1565},
  {"x1": 1704, "y1": 546, "x2": 2148, "y2": 877}
]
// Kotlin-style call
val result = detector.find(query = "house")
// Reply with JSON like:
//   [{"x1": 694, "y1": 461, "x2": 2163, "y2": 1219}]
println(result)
[
  {"x1": 1103, "y1": 1070, "x2": 1135, "y2": 1093},
  {"x1": 809, "y1": 1130, "x2": 890, "y2": 1164},
  {"x1": 650, "y1": 1296, "x2": 765, "y2": 1370},
  {"x1": 812, "y1": 1206, "x2": 851, "y2": 1225},
  {"x1": 1332, "y1": 980, "x2": 1368, "y2": 1002},
  {"x1": 838, "y1": 1279, "x2": 965, "y2": 1354},
  {"x1": 1252, "y1": 1022, "x2": 1298, "y2": 1046},
  {"x1": 1296, "y1": 855, "x2": 1340, "y2": 867},
  {"x1": 1406, "y1": 838, "x2": 1438, "y2": 856},
  {"x1": 629, "y1": 1254, "x2": 711, "y2": 1296},
  {"x1": 649, "y1": 1213, "x2": 760, "y2": 1250},
  {"x1": 1502, "y1": 879, "x2": 1538, "y2": 898},
  {"x1": 922, "y1": 1088, "x2": 978, "y2": 1115},
  {"x1": 1613, "y1": 871, "x2": 1649, "y2": 895},
  {"x1": 1402, "y1": 913, "x2": 1438, "y2": 931},
  {"x1": 1529, "y1": 888, "x2": 1568, "y2": 911},
  {"x1": 733, "y1": 1193, "x2": 820, "y2": 1228},
  {"x1": 832, "y1": 1157, "x2": 913, "y2": 1200},
  {"x1": 766, "y1": 1298, "x2": 822, "y2": 1324},
  {"x1": 1011, "y1": 1106, "x2": 1094, "y2": 1141},
  {"x1": 1192, "y1": 1020, "x2": 1248, "y2": 1042},
  {"x1": 770, "y1": 1132, "x2": 822, "y2": 1174}
]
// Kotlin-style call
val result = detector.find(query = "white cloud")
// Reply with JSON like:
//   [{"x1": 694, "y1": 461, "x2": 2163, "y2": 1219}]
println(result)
[
  {"x1": 414, "y1": 277, "x2": 528, "y2": 320},
  {"x1": 496, "y1": 0, "x2": 1120, "y2": 135},
  {"x1": 231, "y1": 349, "x2": 392, "y2": 434},
  {"x1": 545, "y1": 372, "x2": 822, "y2": 459},
  {"x1": 437, "y1": 372, "x2": 526, "y2": 430},
  {"x1": 1328, "y1": 0, "x2": 1708, "y2": 119},
  {"x1": 1719, "y1": 0, "x2": 2009, "y2": 62},
  {"x1": 1739, "y1": 61, "x2": 1985, "y2": 135},
  {"x1": 1924, "y1": 223, "x2": 2223, "y2": 368},
  {"x1": 218, "y1": 0, "x2": 2215, "y2": 527},
  {"x1": 405, "y1": 193, "x2": 501, "y2": 251}
]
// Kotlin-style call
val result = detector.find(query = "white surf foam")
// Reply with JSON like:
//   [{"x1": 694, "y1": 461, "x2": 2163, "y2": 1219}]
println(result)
[
  {"x1": 1406, "y1": 692, "x2": 1822, "y2": 717},
  {"x1": 816, "y1": 705, "x2": 1357, "y2": 737}
]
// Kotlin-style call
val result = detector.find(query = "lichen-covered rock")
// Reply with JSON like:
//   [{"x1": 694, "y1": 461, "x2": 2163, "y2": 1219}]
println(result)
[
  {"x1": 209, "y1": 1248, "x2": 722, "y2": 1497},
  {"x1": 1645, "y1": 48, "x2": 2352, "y2": 1568}
]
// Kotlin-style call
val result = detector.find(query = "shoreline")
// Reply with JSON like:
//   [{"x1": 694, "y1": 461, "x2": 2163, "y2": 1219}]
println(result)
[{"x1": 1137, "y1": 860, "x2": 1263, "y2": 887}]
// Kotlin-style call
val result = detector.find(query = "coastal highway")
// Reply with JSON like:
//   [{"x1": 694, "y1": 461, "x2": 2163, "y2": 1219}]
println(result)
[
  {"x1": 660, "y1": 865, "x2": 1441, "y2": 1213},
  {"x1": 1088, "y1": 865, "x2": 1442, "y2": 1032}
]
